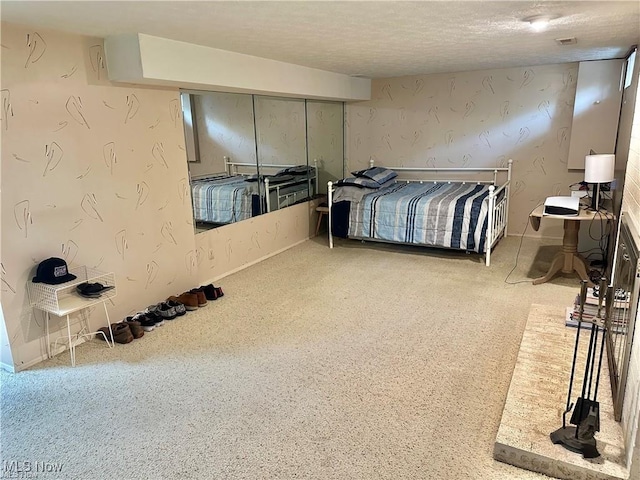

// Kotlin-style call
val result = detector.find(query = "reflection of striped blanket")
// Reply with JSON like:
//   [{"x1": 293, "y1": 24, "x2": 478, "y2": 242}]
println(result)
[
  {"x1": 191, "y1": 176, "x2": 257, "y2": 224},
  {"x1": 349, "y1": 182, "x2": 492, "y2": 253}
]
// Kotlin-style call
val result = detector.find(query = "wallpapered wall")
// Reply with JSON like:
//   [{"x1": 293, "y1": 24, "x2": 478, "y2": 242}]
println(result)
[
  {"x1": 0, "y1": 24, "x2": 317, "y2": 370},
  {"x1": 346, "y1": 64, "x2": 585, "y2": 237},
  {"x1": 1, "y1": 24, "x2": 195, "y2": 368},
  {"x1": 621, "y1": 62, "x2": 640, "y2": 469}
]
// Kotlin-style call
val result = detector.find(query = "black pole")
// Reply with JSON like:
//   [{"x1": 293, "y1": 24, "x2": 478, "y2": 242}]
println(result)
[
  {"x1": 564, "y1": 281, "x2": 587, "y2": 428},
  {"x1": 575, "y1": 312, "x2": 598, "y2": 439}
]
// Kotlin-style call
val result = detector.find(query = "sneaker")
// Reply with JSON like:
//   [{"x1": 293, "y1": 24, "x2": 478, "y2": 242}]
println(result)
[
  {"x1": 202, "y1": 284, "x2": 218, "y2": 301},
  {"x1": 169, "y1": 293, "x2": 199, "y2": 311},
  {"x1": 157, "y1": 302, "x2": 177, "y2": 320},
  {"x1": 123, "y1": 317, "x2": 145, "y2": 339},
  {"x1": 166, "y1": 299, "x2": 187, "y2": 316},
  {"x1": 189, "y1": 288, "x2": 207, "y2": 307},
  {"x1": 145, "y1": 304, "x2": 175, "y2": 321},
  {"x1": 145, "y1": 310, "x2": 165, "y2": 327},
  {"x1": 133, "y1": 313, "x2": 156, "y2": 332}
]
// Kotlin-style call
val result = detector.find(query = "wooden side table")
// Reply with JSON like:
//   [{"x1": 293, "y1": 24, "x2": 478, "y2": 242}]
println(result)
[
  {"x1": 529, "y1": 205, "x2": 614, "y2": 285},
  {"x1": 315, "y1": 204, "x2": 329, "y2": 236}
]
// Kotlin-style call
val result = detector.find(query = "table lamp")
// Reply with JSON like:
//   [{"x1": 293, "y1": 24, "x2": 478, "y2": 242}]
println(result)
[{"x1": 584, "y1": 154, "x2": 615, "y2": 211}]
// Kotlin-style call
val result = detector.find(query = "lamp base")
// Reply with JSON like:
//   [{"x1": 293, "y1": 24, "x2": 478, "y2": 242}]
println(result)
[{"x1": 589, "y1": 183, "x2": 601, "y2": 211}]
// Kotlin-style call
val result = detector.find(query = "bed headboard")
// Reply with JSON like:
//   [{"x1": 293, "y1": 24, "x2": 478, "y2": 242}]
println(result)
[{"x1": 367, "y1": 157, "x2": 513, "y2": 185}]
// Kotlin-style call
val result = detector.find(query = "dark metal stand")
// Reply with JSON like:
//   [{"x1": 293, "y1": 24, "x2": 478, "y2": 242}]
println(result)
[{"x1": 550, "y1": 279, "x2": 608, "y2": 459}]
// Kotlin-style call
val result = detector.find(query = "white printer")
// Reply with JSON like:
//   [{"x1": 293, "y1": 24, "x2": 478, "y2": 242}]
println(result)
[{"x1": 543, "y1": 196, "x2": 580, "y2": 216}]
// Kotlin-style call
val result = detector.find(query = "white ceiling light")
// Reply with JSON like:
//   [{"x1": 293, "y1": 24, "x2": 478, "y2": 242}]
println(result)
[{"x1": 523, "y1": 14, "x2": 559, "y2": 32}]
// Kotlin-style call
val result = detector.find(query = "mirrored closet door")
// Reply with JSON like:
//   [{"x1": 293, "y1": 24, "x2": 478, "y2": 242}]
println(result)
[{"x1": 181, "y1": 91, "x2": 344, "y2": 233}]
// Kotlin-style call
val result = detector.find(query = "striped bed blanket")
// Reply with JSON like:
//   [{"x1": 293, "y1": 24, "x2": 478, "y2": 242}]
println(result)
[
  {"x1": 191, "y1": 175, "x2": 257, "y2": 224},
  {"x1": 348, "y1": 182, "x2": 495, "y2": 253}
]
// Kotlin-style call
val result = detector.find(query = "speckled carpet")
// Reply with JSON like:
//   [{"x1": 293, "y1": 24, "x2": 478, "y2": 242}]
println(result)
[{"x1": 1, "y1": 236, "x2": 580, "y2": 479}]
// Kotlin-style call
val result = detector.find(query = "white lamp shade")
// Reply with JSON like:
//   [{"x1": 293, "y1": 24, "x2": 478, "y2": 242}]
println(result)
[{"x1": 584, "y1": 154, "x2": 615, "y2": 183}]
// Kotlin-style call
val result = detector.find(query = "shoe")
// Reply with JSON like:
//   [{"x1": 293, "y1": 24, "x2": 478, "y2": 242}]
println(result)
[
  {"x1": 146, "y1": 304, "x2": 175, "y2": 321},
  {"x1": 145, "y1": 310, "x2": 165, "y2": 327},
  {"x1": 189, "y1": 288, "x2": 207, "y2": 307},
  {"x1": 169, "y1": 293, "x2": 199, "y2": 311},
  {"x1": 201, "y1": 284, "x2": 217, "y2": 301},
  {"x1": 157, "y1": 302, "x2": 177, "y2": 320},
  {"x1": 111, "y1": 322, "x2": 134, "y2": 344},
  {"x1": 123, "y1": 317, "x2": 145, "y2": 339},
  {"x1": 96, "y1": 326, "x2": 111, "y2": 342},
  {"x1": 133, "y1": 313, "x2": 156, "y2": 332},
  {"x1": 166, "y1": 299, "x2": 187, "y2": 316},
  {"x1": 215, "y1": 286, "x2": 224, "y2": 298}
]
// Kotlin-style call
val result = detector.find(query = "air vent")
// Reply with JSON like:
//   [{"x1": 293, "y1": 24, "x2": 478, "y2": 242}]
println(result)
[{"x1": 556, "y1": 37, "x2": 577, "y2": 46}]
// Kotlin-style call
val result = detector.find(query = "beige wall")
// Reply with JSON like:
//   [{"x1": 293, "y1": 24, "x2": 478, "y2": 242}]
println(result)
[
  {"x1": 195, "y1": 200, "x2": 318, "y2": 279},
  {"x1": 621, "y1": 73, "x2": 640, "y2": 229},
  {"x1": 620, "y1": 55, "x2": 640, "y2": 470},
  {"x1": 346, "y1": 64, "x2": 585, "y2": 237},
  {"x1": 0, "y1": 24, "x2": 316, "y2": 371}
]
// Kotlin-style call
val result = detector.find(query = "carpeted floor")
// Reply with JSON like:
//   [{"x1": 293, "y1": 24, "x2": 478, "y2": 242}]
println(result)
[{"x1": 1, "y1": 236, "x2": 582, "y2": 479}]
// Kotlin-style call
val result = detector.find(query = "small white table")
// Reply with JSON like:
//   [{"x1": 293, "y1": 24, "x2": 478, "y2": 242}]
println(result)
[
  {"x1": 529, "y1": 206, "x2": 614, "y2": 285},
  {"x1": 27, "y1": 267, "x2": 117, "y2": 366}
]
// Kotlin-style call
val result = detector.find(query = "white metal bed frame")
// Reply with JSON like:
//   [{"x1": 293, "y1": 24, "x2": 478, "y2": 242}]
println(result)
[
  {"x1": 223, "y1": 156, "x2": 319, "y2": 213},
  {"x1": 327, "y1": 158, "x2": 513, "y2": 266}
]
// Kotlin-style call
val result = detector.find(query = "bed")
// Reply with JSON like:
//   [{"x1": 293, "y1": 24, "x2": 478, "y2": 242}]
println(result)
[
  {"x1": 327, "y1": 159, "x2": 512, "y2": 266},
  {"x1": 191, "y1": 157, "x2": 318, "y2": 225}
]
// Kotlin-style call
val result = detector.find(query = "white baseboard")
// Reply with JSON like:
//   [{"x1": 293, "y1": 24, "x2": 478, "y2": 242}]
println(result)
[
  {"x1": 8, "y1": 337, "x2": 88, "y2": 373},
  {"x1": 506, "y1": 232, "x2": 563, "y2": 240},
  {"x1": 1, "y1": 361, "x2": 16, "y2": 373}
]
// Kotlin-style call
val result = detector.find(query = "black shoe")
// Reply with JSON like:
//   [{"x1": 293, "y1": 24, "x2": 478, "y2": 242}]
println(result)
[
  {"x1": 145, "y1": 311, "x2": 165, "y2": 328},
  {"x1": 202, "y1": 284, "x2": 218, "y2": 301},
  {"x1": 132, "y1": 313, "x2": 156, "y2": 332}
]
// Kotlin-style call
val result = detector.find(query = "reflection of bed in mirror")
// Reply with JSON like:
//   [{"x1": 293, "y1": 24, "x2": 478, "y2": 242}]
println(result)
[
  {"x1": 191, "y1": 173, "x2": 260, "y2": 225},
  {"x1": 191, "y1": 157, "x2": 319, "y2": 227}
]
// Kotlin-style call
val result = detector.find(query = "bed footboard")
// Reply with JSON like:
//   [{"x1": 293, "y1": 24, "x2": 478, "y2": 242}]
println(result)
[
  {"x1": 484, "y1": 159, "x2": 511, "y2": 266},
  {"x1": 484, "y1": 186, "x2": 509, "y2": 266}
]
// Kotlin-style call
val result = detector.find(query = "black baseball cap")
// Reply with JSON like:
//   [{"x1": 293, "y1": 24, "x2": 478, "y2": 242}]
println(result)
[{"x1": 32, "y1": 257, "x2": 77, "y2": 285}]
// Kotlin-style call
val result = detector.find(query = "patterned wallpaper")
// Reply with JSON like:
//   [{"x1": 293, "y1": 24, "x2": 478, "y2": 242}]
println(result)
[
  {"x1": 1, "y1": 24, "x2": 196, "y2": 367},
  {"x1": 621, "y1": 59, "x2": 640, "y2": 469},
  {"x1": 622, "y1": 75, "x2": 640, "y2": 230},
  {"x1": 346, "y1": 64, "x2": 586, "y2": 236},
  {"x1": 0, "y1": 23, "x2": 321, "y2": 370}
]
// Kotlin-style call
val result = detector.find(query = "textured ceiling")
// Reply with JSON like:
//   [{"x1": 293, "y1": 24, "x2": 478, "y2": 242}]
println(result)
[{"x1": 1, "y1": 1, "x2": 639, "y2": 78}]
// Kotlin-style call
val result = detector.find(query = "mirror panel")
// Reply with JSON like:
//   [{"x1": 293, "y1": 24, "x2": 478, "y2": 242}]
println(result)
[
  {"x1": 190, "y1": 91, "x2": 257, "y2": 177},
  {"x1": 306, "y1": 100, "x2": 344, "y2": 195},
  {"x1": 182, "y1": 91, "x2": 344, "y2": 234},
  {"x1": 254, "y1": 96, "x2": 313, "y2": 212},
  {"x1": 188, "y1": 91, "x2": 259, "y2": 232}
]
